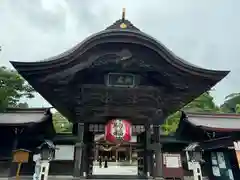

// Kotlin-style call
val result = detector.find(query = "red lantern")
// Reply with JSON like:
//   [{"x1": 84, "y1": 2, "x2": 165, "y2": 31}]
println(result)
[{"x1": 105, "y1": 119, "x2": 132, "y2": 144}]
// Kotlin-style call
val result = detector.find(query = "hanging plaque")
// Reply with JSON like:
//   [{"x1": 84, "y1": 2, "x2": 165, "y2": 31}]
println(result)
[{"x1": 107, "y1": 73, "x2": 136, "y2": 87}]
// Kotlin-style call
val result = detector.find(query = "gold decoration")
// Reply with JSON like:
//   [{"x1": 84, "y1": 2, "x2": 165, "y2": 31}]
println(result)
[
  {"x1": 100, "y1": 145, "x2": 113, "y2": 151},
  {"x1": 120, "y1": 23, "x2": 127, "y2": 29},
  {"x1": 100, "y1": 143, "x2": 121, "y2": 151},
  {"x1": 120, "y1": 8, "x2": 127, "y2": 29}
]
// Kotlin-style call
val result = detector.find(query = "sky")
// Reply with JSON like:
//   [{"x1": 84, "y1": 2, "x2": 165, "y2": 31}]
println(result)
[{"x1": 0, "y1": 0, "x2": 239, "y2": 107}]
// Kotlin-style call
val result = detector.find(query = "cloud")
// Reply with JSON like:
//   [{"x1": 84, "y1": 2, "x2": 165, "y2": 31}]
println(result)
[{"x1": 0, "y1": 0, "x2": 239, "y2": 106}]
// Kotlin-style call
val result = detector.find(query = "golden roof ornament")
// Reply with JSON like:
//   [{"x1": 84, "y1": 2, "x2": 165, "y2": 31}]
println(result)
[{"x1": 120, "y1": 8, "x2": 127, "y2": 29}]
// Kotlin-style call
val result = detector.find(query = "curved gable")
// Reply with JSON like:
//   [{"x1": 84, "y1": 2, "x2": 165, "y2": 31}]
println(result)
[{"x1": 10, "y1": 19, "x2": 229, "y2": 123}]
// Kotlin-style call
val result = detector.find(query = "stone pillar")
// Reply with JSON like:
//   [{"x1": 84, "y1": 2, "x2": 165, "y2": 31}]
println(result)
[
  {"x1": 73, "y1": 123, "x2": 85, "y2": 178},
  {"x1": 153, "y1": 125, "x2": 164, "y2": 180}
]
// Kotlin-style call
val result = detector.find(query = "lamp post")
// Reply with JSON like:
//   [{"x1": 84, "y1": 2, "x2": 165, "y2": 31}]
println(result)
[
  {"x1": 185, "y1": 143, "x2": 204, "y2": 180},
  {"x1": 33, "y1": 140, "x2": 57, "y2": 180}
]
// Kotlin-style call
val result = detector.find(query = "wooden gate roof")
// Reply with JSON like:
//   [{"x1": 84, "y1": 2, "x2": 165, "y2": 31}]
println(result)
[
  {"x1": 176, "y1": 112, "x2": 240, "y2": 150},
  {"x1": 10, "y1": 18, "x2": 229, "y2": 124},
  {"x1": 180, "y1": 111, "x2": 240, "y2": 132},
  {"x1": 0, "y1": 108, "x2": 51, "y2": 126}
]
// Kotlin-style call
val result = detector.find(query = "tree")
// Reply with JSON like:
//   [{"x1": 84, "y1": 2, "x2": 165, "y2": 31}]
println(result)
[
  {"x1": 220, "y1": 93, "x2": 240, "y2": 113},
  {"x1": 0, "y1": 66, "x2": 34, "y2": 111},
  {"x1": 52, "y1": 112, "x2": 72, "y2": 133},
  {"x1": 162, "y1": 91, "x2": 220, "y2": 134},
  {"x1": 183, "y1": 92, "x2": 220, "y2": 112},
  {"x1": 235, "y1": 104, "x2": 240, "y2": 113},
  {"x1": 17, "y1": 102, "x2": 29, "y2": 108},
  {"x1": 161, "y1": 111, "x2": 181, "y2": 135}
]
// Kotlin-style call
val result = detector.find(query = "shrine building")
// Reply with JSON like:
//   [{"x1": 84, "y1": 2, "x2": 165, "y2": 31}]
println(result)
[
  {"x1": 1, "y1": 109, "x2": 240, "y2": 180},
  {"x1": 6, "y1": 10, "x2": 235, "y2": 180}
]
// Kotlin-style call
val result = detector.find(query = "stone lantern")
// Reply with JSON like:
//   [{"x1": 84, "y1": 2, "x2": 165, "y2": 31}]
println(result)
[
  {"x1": 38, "y1": 140, "x2": 56, "y2": 161},
  {"x1": 33, "y1": 140, "x2": 57, "y2": 180},
  {"x1": 185, "y1": 143, "x2": 204, "y2": 180}
]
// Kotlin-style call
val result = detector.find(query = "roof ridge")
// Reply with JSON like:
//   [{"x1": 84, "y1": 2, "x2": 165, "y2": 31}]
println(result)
[
  {"x1": 4, "y1": 107, "x2": 51, "y2": 113},
  {"x1": 186, "y1": 111, "x2": 240, "y2": 117},
  {"x1": 106, "y1": 19, "x2": 140, "y2": 31}
]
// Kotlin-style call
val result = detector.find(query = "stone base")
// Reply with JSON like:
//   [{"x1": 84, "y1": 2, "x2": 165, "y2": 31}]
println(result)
[
  {"x1": 73, "y1": 176, "x2": 86, "y2": 179},
  {"x1": 154, "y1": 177, "x2": 165, "y2": 180}
]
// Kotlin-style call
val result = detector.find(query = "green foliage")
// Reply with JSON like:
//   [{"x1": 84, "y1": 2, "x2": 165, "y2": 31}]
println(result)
[
  {"x1": 52, "y1": 111, "x2": 72, "y2": 133},
  {"x1": 0, "y1": 66, "x2": 34, "y2": 112},
  {"x1": 17, "y1": 102, "x2": 29, "y2": 108},
  {"x1": 220, "y1": 93, "x2": 240, "y2": 113},
  {"x1": 184, "y1": 92, "x2": 220, "y2": 112},
  {"x1": 163, "y1": 91, "x2": 220, "y2": 134},
  {"x1": 235, "y1": 104, "x2": 240, "y2": 113},
  {"x1": 161, "y1": 111, "x2": 181, "y2": 135}
]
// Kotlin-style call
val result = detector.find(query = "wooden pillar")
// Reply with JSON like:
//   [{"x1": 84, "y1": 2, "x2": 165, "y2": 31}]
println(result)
[
  {"x1": 145, "y1": 123, "x2": 152, "y2": 177},
  {"x1": 9, "y1": 128, "x2": 24, "y2": 177},
  {"x1": 129, "y1": 144, "x2": 132, "y2": 164},
  {"x1": 116, "y1": 149, "x2": 118, "y2": 162},
  {"x1": 153, "y1": 125, "x2": 164, "y2": 180},
  {"x1": 95, "y1": 145, "x2": 99, "y2": 161},
  {"x1": 73, "y1": 123, "x2": 85, "y2": 178},
  {"x1": 137, "y1": 132, "x2": 146, "y2": 177},
  {"x1": 85, "y1": 129, "x2": 94, "y2": 177}
]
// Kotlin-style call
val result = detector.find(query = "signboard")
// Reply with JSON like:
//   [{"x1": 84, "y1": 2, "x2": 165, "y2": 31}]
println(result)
[
  {"x1": 163, "y1": 153, "x2": 183, "y2": 179},
  {"x1": 54, "y1": 145, "x2": 74, "y2": 160},
  {"x1": 12, "y1": 149, "x2": 30, "y2": 163},
  {"x1": 233, "y1": 141, "x2": 240, "y2": 168},
  {"x1": 107, "y1": 73, "x2": 136, "y2": 87},
  {"x1": 166, "y1": 156, "x2": 180, "y2": 168},
  {"x1": 163, "y1": 153, "x2": 181, "y2": 168}
]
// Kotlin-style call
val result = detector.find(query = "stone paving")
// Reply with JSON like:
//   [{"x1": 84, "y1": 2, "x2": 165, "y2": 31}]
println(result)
[
  {"x1": 92, "y1": 165, "x2": 138, "y2": 175},
  {"x1": 0, "y1": 166, "x2": 139, "y2": 180}
]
